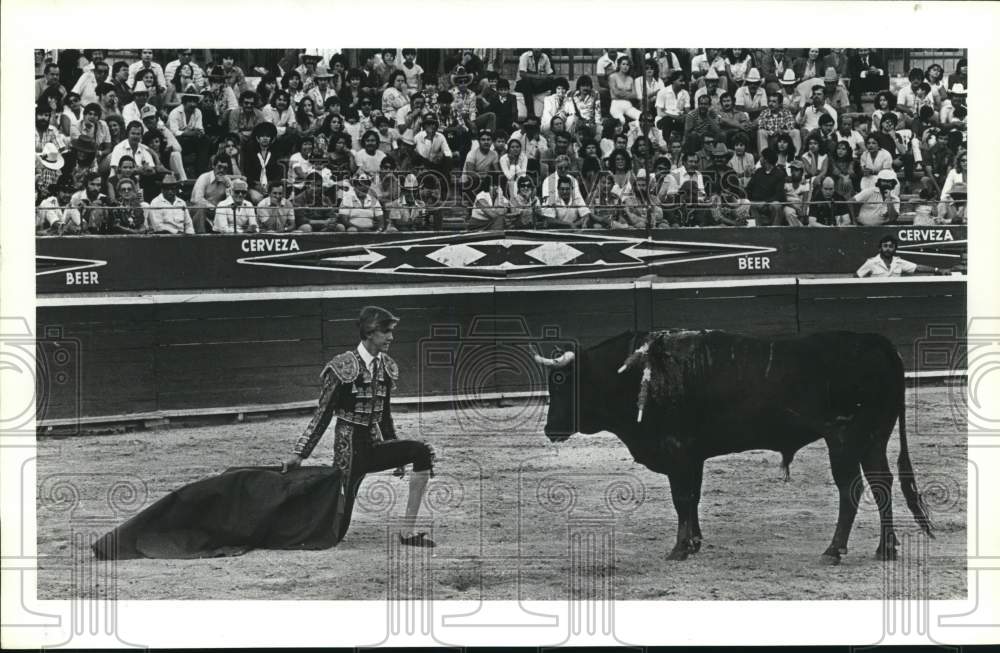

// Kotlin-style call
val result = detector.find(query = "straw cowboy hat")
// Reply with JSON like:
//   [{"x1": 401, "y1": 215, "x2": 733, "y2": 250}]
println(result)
[
  {"x1": 823, "y1": 67, "x2": 839, "y2": 84},
  {"x1": 744, "y1": 68, "x2": 762, "y2": 83},
  {"x1": 403, "y1": 173, "x2": 419, "y2": 190},
  {"x1": 780, "y1": 69, "x2": 798, "y2": 85},
  {"x1": 38, "y1": 142, "x2": 64, "y2": 170},
  {"x1": 450, "y1": 65, "x2": 472, "y2": 86}
]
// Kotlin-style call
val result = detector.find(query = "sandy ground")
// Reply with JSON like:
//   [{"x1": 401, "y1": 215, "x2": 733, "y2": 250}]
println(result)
[{"x1": 36, "y1": 385, "x2": 967, "y2": 601}]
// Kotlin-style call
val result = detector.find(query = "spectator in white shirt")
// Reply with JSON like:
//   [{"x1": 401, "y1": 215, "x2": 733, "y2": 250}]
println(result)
[
  {"x1": 694, "y1": 67, "x2": 724, "y2": 112},
  {"x1": 413, "y1": 115, "x2": 454, "y2": 171},
  {"x1": 168, "y1": 89, "x2": 209, "y2": 173},
  {"x1": 541, "y1": 77, "x2": 571, "y2": 136},
  {"x1": 856, "y1": 235, "x2": 940, "y2": 277},
  {"x1": 128, "y1": 49, "x2": 166, "y2": 89},
  {"x1": 797, "y1": 85, "x2": 837, "y2": 143},
  {"x1": 338, "y1": 171, "x2": 383, "y2": 232},
  {"x1": 256, "y1": 182, "x2": 296, "y2": 233},
  {"x1": 72, "y1": 60, "x2": 111, "y2": 106},
  {"x1": 500, "y1": 137, "x2": 529, "y2": 198},
  {"x1": 542, "y1": 176, "x2": 591, "y2": 228},
  {"x1": 654, "y1": 71, "x2": 690, "y2": 139},
  {"x1": 110, "y1": 121, "x2": 158, "y2": 177},
  {"x1": 164, "y1": 50, "x2": 206, "y2": 91},
  {"x1": 147, "y1": 174, "x2": 195, "y2": 234},
  {"x1": 213, "y1": 178, "x2": 258, "y2": 234}
]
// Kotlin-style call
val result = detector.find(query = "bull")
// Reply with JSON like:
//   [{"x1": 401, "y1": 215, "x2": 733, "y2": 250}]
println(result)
[{"x1": 535, "y1": 329, "x2": 934, "y2": 564}]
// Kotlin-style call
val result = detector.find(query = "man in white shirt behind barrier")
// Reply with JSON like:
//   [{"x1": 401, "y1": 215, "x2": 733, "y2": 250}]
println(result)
[{"x1": 855, "y1": 234, "x2": 947, "y2": 278}]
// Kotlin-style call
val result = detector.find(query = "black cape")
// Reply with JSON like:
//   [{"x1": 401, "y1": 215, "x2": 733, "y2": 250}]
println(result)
[{"x1": 92, "y1": 466, "x2": 350, "y2": 560}]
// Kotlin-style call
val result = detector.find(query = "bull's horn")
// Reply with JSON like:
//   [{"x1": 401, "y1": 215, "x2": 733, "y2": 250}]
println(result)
[{"x1": 533, "y1": 351, "x2": 575, "y2": 368}]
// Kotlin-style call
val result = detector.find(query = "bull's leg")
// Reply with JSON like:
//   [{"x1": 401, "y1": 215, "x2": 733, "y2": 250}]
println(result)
[
  {"x1": 666, "y1": 462, "x2": 704, "y2": 561},
  {"x1": 690, "y1": 462, "x2": 704, "y2": 553},
  {"x1": 861, "y1": 443, "x2": 898, "y2": 561},
  {"x1": 821, "y1": 443, "x2": 863, "y2": 565}
]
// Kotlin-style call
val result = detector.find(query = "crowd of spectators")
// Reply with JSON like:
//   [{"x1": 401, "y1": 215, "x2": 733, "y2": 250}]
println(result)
[{"x1": 34, "y1": 48, "x2": 968, "y2": 235}]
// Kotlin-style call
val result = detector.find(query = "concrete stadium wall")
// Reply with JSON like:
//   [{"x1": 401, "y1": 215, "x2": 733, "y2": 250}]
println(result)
[{"x1": 35, "y1": 276, "x2": 967, "y2": 428}]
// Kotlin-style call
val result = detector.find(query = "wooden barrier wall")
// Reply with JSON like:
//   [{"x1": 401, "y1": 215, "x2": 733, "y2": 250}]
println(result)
[{"x1": 35, "y1": 277, "x2": 967, "y2": 427}]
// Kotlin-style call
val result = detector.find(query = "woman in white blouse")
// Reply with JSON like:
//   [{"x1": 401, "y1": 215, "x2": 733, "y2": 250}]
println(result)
[
  {"x1": 500, "y1": 138, "x2": 529, "y2": 198},
  {"x1": 859, "y1": 134, "x2": 893, "y2": 191},
  {"x1": 725, "y1": 49, "x2": 755, "y2": 86}
]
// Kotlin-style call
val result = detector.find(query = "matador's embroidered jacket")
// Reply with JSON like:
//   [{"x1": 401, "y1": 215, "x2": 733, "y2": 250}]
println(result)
[{"x1": 292, "y1": 348, "x2": 399, "y2": 474}]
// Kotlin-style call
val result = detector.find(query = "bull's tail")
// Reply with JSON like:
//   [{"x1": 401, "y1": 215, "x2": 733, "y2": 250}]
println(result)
[{"x1": 896, "y1": 358, "x2": 935, "y2": 537}]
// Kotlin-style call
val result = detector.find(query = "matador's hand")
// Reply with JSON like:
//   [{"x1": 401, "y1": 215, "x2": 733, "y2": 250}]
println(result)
[{"x1": 281, "y1": 455, "x2": 303, "y2": 474}]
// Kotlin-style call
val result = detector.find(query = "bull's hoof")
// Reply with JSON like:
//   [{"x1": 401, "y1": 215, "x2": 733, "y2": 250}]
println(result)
[
  {"x1": 875, "y1": 547, "x2": 898, "y2": 562},
  {"x1": 820, "y1": 552, "x2": 841, "y2": 566},
  {"x1": 666, "y1": 548, "x2": 690, "y2": 561},
  {"x1": 690, "y1": 537, "x2": 703, "y2": 554}
]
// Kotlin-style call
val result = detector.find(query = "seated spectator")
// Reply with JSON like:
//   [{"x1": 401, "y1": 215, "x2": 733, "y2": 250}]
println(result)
[
  {"x1": 262, "y1": 90, "x2": 299, "y2": 156},
  {"x1": 500, "y1": 137, "x2": 529, "y2": 198},
  {"x1": 566, "y1": 75, "x2": 602, "y2": 139},
  {"x1": 168, "y1": 88, "x2": 210, "y2": 173},
  {"x1": 541, "y1": 154, "x2": 585, "y2": 203},
  {"x1": 608, "y1": 57, "x2": 641, "y2": 125},
  {"x1": 507, "y1": 176, "x2": 544, "y2": 229},
  {"x1": 728, "y1": 133, "x2": 755, "y2": 187},
  {"x1": 895, "y1": 68, "x2": 925, "y2": 123},
  {"x1": 938, "y1": 182, "x2": 966, "y2": 224},
  {"x1": 511, "y1": 116, "x2": 549, "y2": 165},
  {"x1": 463, "y1": 129, "x2": 500, "y2": 191},
  {"x1": 626, "y1": 111, "x2": 668, "y2": 154},
  {"x1": 213, "y1": 178, "x2": 258, "y2": 234},
  {"x1": 381, "y1": 70, "x2": 410, "y2": 124},
  {"x1": 694, "y1": 67, "x2": 724, "y2": 112},
  {"x1": 294, "y1": 96, "x2": 322, "y2": 137},
  {"x1": 110, "y1": 120, "x2": 158, "y2": 182},
  {"x1": 773, "y1": 132, "x2": 797, "y2": 174},
  {"x1": 398, "y1": 49, "x2": 424, "y2": 96},
  {"x1": 542, "y1": 175, "x2": 591, "y2": 228},
  {"x1": 683, "y1": 94, "x2": 721, "y2": 148},
  {"x1": 745, "y1": 147, "x2": 786, "y2": 226},
  {"x1": 799, "y1": 133, "x2": 829, "y2": 187},
  {"x1": 541, "y1": 77, "x2": 571, "y2": 136},
  {"x1": 515, "y1": 48, "x2": 555, "y2": 120},
  {"x1": 703, "y1": 143, "x2": 741, "y2": 198},
  {"x1": 164, "y1": 50, "x2": 206, "y2": 93},
  {"x1": 654, "y1": 70, "x2": 690, "y2": 140},
  {"x1": 218, "y1": 52, "x2": 248, "y2": 95},
  {"x1": 243, "y1": 121, "x2": 282, "y2": 204},
  {"x1": 468, "y1": 174, "x2": 511, "y2": 231},
  {"x1": 60, "y1": 134, "x2": 102, "y2": 192},
  {"x1": 587, "y1": 170, "x2": 625, "y2": 229},
  {"x1": 229, "y1": 91, "x2": 265, "y2": 144},
  {"x1": 796, "y1": 85, "x2": 837, "y2": 148},
  {"x1": 336, "y1": 170, "x2": 382, "y2": 232},
  {"x1": 190, "y1": 154, "x2": 234, "y2": 230},
  {"x1": 807, "y1": 176, "x2": 852, "y2": 227},
  {"x1": 354, "y1": 129, "x2": 387, "y2": 182},
  {"x1": 828, "y1": 140, "x2": 858, "y2": 197},
  {"x1": 386, "y1": 174, "x2": 428, "y2": 231},
  {"x1": 110, "y1": 61, "x2": 133, "y2": 107},
  {"x1": 128, "y1": 49, "x2": 166, "y2": 89},
  {"x1": 778, "y1": 69, "x2": 804, "y2": 113},
  {"x1": 873, "y1": 111, "x2": 923, "y2": 183},
  {"x1": 734, "y1": 68, "x2": 766, "y2": 120},
  {"x1": 856, "y1": 234, "x2": 941, "y2": 278},
  {"x1": 413, "y1": 114, "x2": 454, "y2": 174},
  {"x1": 940, "y1": 150, "x2": 967, "y2": 205},
  {"x1": 635, "y1": 59, "x2": 664, "y2": 113},
  {"x1": 792, "y1": 48, "x2": 822, "y2": 84},
  {"x1": 848, "y1": 48, "x2": 889, "y2": 111},
  {"x1": 35, "y1": 143, "x2": 65, "y2": 202},
  {"x1": 756, "y1": 91, "x2": 798, "y2": 154},
  {"x1": 36, "y1": 181, "x2": 80, "y2": 235},
  {"x1": 256, "y1": 182, "x2": 296, "y2": 233},
  {"x1": 621, "y1": 170, "x2": 662, "y2": 229},
  {"x1": 939, "y1": 84, "x2": 967, "y2": 131},
  {"x1": 716, "y1": 92, "x2": 750, "y2": 148},
  {"x1": 805, "y1": 113, "x2": 837, "y2": 157},
  {"x1": 69, "y1": 172, "x2": 114, "y2": 233},
  {"x1": 373, "y1": 115, "x2": 400, "y2": 156},
  {"x1": 854, "y1": 169, "x2": 900, "y2": 226},
  {"x1": 835, "y1": 114, "x2": 865, "y2": 160},
  {"x1": 451, "y1": 65, "x2": 494, "y2": 135},
  {"x1": 120, "y1": 81, "x2": 155, "y2": 127},
  {"x1": 72, "y1": 59, "x2": 110, "y2": 105},
  {"x1": 108, "y1": 176, "x2": 150, "y2": 234},
  {"x1": 781, "y1": 160, "x2": 811, "y2": 226},
  {"x1": 547, "y1": 129, "x2": 579, "y2": 175},
  {"x1": 35, "y1": 105, "x2": 68, "y2": 154},
  {"x1": 821, "y1": 67, "x2": 851, "y2": 114},
  {"x1": 871, "y1": 91, "x2": 901, "y2": 133},
  {"x1": 147, "y1": 174, "x2": 194, "y2": 234},
  {"x1": 77, "y1": 103, "x2": 111, "y2": 156},
  {"x1": 292, "y1": 172, "x2": 336, "y2": 229},
  {"x1": 60, "y1": 92, "x2": 85, "y2": 138},
  {"x1": 309, "y1": 71, "x2": 339, "y2": 108}
]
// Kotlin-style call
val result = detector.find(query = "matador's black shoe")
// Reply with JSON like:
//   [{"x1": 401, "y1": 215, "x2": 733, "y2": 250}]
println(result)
[{"x1": 399, "y1": 532, "x2": 437, "y2": 548}]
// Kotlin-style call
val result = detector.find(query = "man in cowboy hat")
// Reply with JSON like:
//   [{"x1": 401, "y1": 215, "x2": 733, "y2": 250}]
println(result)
[
  {"x1": 386, "y1": 174, "x2": 428, "y2": 231},
  {"x1": 853, "y1": 168, "x2": 900, "y2": 226},
  {"x1": 60, "y1": 133, "x2": 101, "y2": 190},
  {"x1": 36, "y1": 180, "x2": 82, "y2": 235},
  {"x1": 282, "y1": 306, "x2": 438, "y2": 548},
  {"x1": 413, "y1": 114, "x2": 454, "y2": 169},
  {"x1": 35, "y1": 142, "x2": 65, "y2": 200},
  {"x1": 821, "y1": 67, "x2": 851, "y2": 113},
  {"x1": 147, "y1": 174, "x2": 194, "y2": 234},
  {"x1": 308, "y1": 70, "x2": 339, "y2": 107},
  {"x1": 940, "y1": 84, "x2": 967, "y2": 129},
  {"x1": 734, "y1": 68, "x2": 767, "y2": 121},
  {"x1": 450, "y1": 65, "x2": 495, "y2": 138},
  {"x1": 693, "y1": 67, "x2": 724, "y2": 113},
  {"x1": 703, "y1": 142, "x2": 741, "y2": 198},
  {"x1": 121, "y1": 80, "x2": 155, "y2": 127},
  {"x1": 296, "y1": 54, "x2": 324, "y2": 90},
  {"x1": 778, "y1": 69, "x2": 804, "y2": 113},
  {"x1": 338, "y1": 170, "x2": 383, "y2": 232}
]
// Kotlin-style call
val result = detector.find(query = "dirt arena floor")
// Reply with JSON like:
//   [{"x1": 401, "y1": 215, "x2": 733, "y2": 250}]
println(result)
[{"x1": 37, "y1": 384, "x2": 967, "y2": 601}]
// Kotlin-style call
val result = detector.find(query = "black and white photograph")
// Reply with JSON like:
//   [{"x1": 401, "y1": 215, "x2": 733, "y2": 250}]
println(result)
[{"x1": 3, "y1": 0, "x2": 1000, "y2": 649}]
